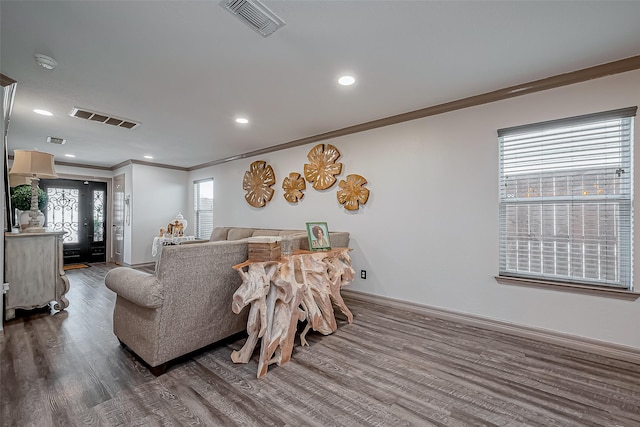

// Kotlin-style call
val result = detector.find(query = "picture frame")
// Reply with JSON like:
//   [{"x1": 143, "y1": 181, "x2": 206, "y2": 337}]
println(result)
[{"x1": 306, "y1": 221, "x2": 331, "y2": 251}]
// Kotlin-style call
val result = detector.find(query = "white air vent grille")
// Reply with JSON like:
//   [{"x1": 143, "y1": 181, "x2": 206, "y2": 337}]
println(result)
[
  {"x1": 47, "y1": 136, "x2": 66, "y2": 145},
  {"x1": 220, "y1": 0, "x2": 285, "y2": 37},
  {"x1": 69, "y1": 107, "x2": 140, "y2": 130}
]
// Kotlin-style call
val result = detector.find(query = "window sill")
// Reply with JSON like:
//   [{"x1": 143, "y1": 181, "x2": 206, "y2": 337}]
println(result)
[{"x1": 495, "y1": 276, "x2": 640, "y2": 300}]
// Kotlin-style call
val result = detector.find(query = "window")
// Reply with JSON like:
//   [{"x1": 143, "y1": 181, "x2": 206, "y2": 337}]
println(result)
[
  {"x1": 498, "y1": 107, "x2": 636, "y2": 290},
  {"x1": 194, "y1": 178, "x2": 214, "y2": 240}
]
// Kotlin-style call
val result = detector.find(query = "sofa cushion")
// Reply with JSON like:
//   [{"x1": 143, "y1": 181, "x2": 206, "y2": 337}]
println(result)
[
  {"x1": 280, "y1": 231, "x2": 308, "y2": 252},
  {"x1": 209, "y1": 227, "x2": 230, "y2": 241},
  {"x1": 279, "y1": 230, "x2": 304, "y2": 236},
  {"x1": 252, "y1": 229, "x2": 281, "y2": 237},
  {"x1": 227, "y1": 227, "x2": 255, "y2": 240}
]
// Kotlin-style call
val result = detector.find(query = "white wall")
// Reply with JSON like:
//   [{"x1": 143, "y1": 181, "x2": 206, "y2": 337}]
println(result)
[
  {"x1": 129, "y1": 164, "x2": 189, "y2": 264},
  {"x1": 189, "y1": 69, "x2": 640, "y2": 350}
]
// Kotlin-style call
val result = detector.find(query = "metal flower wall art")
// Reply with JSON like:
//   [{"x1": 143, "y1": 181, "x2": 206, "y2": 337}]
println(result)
[
  {"x1": 304, "y1": 143, "x2": 343, "y2": 190},
  {"x1": 337, "y1": 174, "x2": 370, "y2": 211},
  {"x1": 282, "y1": 172, "x2": 306, "y2": 203},
  {"x1": 243, "y1": 160, "x2": 276, "y2": 208}
]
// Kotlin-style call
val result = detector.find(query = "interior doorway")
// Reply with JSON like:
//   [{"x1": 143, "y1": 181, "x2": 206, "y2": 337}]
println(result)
[{"x1": 40, "y1": 178, "x2": 107, "y2": 264}]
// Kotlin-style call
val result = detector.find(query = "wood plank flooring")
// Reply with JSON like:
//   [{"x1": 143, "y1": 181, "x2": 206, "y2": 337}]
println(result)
[{"x1": 1, "y1": 262, "x2": 639, "y2": 426}]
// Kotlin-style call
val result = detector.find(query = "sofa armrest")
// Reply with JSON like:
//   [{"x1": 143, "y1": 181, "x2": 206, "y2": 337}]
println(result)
[{"x1": 105, "y1": 267, "x2": 164, "y2": 308}]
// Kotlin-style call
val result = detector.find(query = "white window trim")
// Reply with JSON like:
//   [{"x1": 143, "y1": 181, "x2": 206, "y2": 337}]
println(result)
[
  {"x1": 497, "y1": 107, "x2": 637, "y2": 292},
  {"x1": 193, "y1": 178, "x2": 214, "y2": 240},
  {"x1": 495, "y1": 275, "x2": 640, "y2": 300}
]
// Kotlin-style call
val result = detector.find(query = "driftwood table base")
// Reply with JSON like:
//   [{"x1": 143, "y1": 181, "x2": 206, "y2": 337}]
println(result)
[{"x1": 231, "y1": 248, "x2": 354, "y2": 378}]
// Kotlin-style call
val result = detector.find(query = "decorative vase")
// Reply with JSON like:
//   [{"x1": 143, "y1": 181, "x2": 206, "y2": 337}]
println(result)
[
  {"x1": 174, "y1": 212, "x2": 188, "y2": 234},
  {"x1": 19, "y1": 210, "x2": 45, "y2": 230}
]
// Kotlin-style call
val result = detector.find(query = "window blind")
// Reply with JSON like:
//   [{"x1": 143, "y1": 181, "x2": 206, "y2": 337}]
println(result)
[
  {"x1": 194, "y1": 178, "x2": 214, "y2": 240},
  {"x1": 498, "y1": 107, "x2": 636, "y2": 289}
]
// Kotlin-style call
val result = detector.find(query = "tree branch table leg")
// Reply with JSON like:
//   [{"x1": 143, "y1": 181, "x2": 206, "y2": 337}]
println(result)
[{"x1": 232, "y1": 248, "x2": 354, "y2": 378}]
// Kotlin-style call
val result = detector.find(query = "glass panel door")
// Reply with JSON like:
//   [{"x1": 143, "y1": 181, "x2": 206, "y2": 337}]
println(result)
[{"x1": 40, "y1": 179, "x2": 107, "y2": 264}]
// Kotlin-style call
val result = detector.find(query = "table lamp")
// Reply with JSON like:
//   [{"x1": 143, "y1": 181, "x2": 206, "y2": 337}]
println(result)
[{"x1": 9, "y1": 149, "x2": 58, "y2": 232}]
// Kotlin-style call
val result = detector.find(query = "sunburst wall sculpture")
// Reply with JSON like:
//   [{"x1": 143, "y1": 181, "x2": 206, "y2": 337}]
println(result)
[
  {"x1": 282, "y1": 172, "x2": 306, "y2": 203},
  {"x1": 304, "y1": 143, "x2": 343, "y2": 190},
  {"x1": 243, "y1": 160, "x2": 276, "y2": 208},
  {"x1": 337, "y1": 174, "x2": 370, "y2": 211}
]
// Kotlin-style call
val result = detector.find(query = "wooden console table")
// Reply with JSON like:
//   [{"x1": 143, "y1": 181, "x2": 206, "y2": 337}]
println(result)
[
  {"x1": 4, "y1": 231, "x2": 70, "y2": 320},
  {"x1": 231, "y1": 248, "x2": 354, "y2": 378}
]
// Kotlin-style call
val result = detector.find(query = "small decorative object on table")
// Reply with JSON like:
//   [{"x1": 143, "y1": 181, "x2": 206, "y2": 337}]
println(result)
[
  {"x1": 247, "y1": 236, "x2": 281, "y2": 261},
  {"x1": 168, "y1": 220, "x2": 183, "y2": 237},
  {"x1": 306, "y1": 221, "x2": 331, "y2": 251},
  {"x1": 167, "y1": 212, "x2": 187, "y2": 237},
  {"x1": 281, "y1": 235, "x2": 293, "y2": 256},
  {"x1": 174, "y1": 212, "x2": 188, "y2": 232}
]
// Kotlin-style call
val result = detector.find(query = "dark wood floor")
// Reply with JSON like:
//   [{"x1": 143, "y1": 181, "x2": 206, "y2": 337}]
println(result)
[{"x1": 1, "y1": 263, "x2": 639, "y2": 426}]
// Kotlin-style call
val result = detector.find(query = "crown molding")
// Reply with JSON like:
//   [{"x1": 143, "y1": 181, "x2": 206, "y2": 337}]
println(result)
[
  {"x1": 8, "y1": 156, "x2": 188, "y2": 173},
  {"x1": 110, "y1": 159, "x2": 188, "y2": 172},
  {"x1": 0, "y1": 73, "x2": 17, "y2": 87}
]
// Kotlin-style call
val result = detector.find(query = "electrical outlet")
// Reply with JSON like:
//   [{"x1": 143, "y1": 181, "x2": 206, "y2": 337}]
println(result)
[{"x1": 360, "y1": 270, "x2": 366, "y2": 279}]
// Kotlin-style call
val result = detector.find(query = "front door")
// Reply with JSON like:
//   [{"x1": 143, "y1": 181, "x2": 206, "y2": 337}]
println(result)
[{"x1": 40, "y1": 179, "x2": 107, "y2": 264}]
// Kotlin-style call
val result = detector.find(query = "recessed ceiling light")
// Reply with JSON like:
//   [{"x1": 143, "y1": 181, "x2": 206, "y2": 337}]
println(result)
[
  {"x1": 64, "y1": 154, "x2": 75, "y2": 158},
  {"x1": 338, "y1": 75, "x2": 356, "y2": 86},
  {"x1": 34, "y1": 54, "x2": 57, "y2": 70},
  {"x1": 235, "y1": 117, "x2": 249, "y2": 124},
  {"x1": 144, "y1": 155, "x2": 153, "y2": 159},
  {"x1": 33, "y1": 109, "x2": 53, "y2": 116}
]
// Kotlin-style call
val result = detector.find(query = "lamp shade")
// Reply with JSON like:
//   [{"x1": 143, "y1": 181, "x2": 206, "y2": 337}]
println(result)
[
  {"x1": 8, "y1": 174, "x2": 32, "y2": 187},
  {"x1": 9, "y1": 149, "x2": 58, "y2": 178}
]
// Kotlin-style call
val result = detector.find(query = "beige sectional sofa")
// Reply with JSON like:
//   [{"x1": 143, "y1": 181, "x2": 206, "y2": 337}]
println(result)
[
  {"x1": 105, "y1": 226, "x2": 349, "y2": 374},
  {"x1": 206, "y1": 226, "x2": 350, "y2": 249}
]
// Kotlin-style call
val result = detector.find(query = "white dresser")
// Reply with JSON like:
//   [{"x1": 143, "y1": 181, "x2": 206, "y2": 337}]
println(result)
[{"x1": 4, "y1": 231, "x2": 70, "y2": 321}]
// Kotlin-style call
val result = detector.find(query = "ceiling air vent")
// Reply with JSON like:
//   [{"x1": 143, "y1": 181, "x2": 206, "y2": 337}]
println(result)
[
  {"x1": 220, "y1": 0, "x2": 285, "y2": 37},
  {"x1": 47, "y1": 136, "x2": 66, "y2": 145},
  {"x1": 69, "y1": 107, "x2": 140, "y2": 130}
]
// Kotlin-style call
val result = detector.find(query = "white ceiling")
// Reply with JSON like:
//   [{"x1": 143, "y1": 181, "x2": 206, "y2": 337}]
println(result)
[{"x1": 2, "y1": 1, "x2": 640, "y2": 169}]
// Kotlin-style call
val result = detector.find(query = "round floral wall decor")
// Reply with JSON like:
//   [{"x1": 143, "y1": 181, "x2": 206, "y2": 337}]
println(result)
[
  {"x1": 304, "y1": 143, "x2": 343, "y2": 190},
  {"x1": 282, "y1": 172, "x2": 306, "y2": 203},
  {"x1": 243, "y1": 160, "x2": 276, "y2": 208},
  {"x1": 337, "y1": 174, "x2": 370, "y2": 211}
]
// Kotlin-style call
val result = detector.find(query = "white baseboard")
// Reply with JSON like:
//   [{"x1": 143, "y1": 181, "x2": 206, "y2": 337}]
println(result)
[{"x1": 342, "y1": 289, "x2": 640, "y2": 365}]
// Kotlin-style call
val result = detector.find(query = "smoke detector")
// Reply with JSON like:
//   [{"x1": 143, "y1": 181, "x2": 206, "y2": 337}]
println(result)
[
  {"x1": 220, "y1": 0, "x2": 285, "y2": 37},
  {"x1": 34, "y1": 54, "x2": 57, "y2": 70},
  {"x1": 47, "y1": 136, "x2": 66, "y2": 145}
]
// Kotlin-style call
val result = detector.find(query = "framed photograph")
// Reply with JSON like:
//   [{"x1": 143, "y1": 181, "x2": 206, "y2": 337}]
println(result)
[{"x1": 306, "y1": 222, "x2": 331, "y2": 251}]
